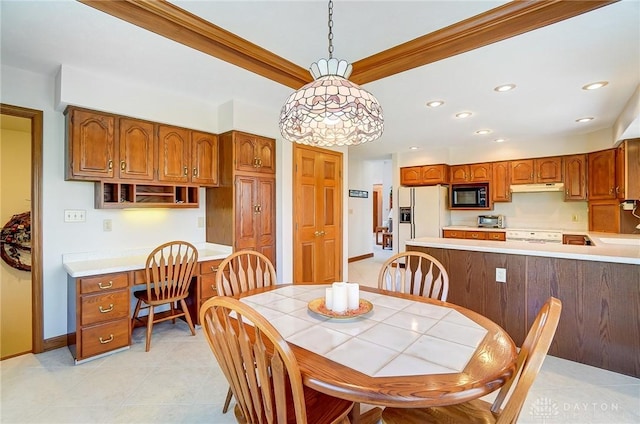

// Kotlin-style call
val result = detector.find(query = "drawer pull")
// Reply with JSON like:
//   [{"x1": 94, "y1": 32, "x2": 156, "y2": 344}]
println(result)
[
  {"x1": 210, "y1": 267, "x2": 218, "y2": 272},
  {"x1": 99, "y1": 334, "x2": 114, "y2": 344},
  {"x1": 98, "y1": 281, "x2": 113, "y2": 290},
  {"x1": 210, "y1": 285, "x2": 217, "y2": 292},
  {"x1": 99, "y1": 304, "x2": 114, "y2": 313}
]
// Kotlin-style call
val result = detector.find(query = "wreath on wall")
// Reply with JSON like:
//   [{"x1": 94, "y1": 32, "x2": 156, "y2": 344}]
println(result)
[{"x1": 0, "y1": 211, "x2": 31, "y2": 272}]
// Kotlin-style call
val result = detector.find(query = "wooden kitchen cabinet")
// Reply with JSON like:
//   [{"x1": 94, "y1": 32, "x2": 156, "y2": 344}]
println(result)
[
  {"x1": 621, "y1": 138, "x2": 640, "y2": 200},
  {"x1": 443, "y1": 229, "x2": 505, "y2": 241},
  {"x1": 563, "y1": 154, "x2": 587, "y2": 200},
  {"x1": 95, "y1": 181, "x2": 199, "y2": 208},
  {"x1": 491, "y1": 161, "x2": 511, "y2": 202},
  {"x1": 450, "y1": 163, "x2": 491, "y2": 183},
  {"x1": 206, "y1": 131, "x2": 276, "y2": 265},
  {"x1": 562, "y1": 234, "x2": 589, "y2": 245},
  {"x1": 118, "y1": 118, "x2": 154, "y2": 181},
  {"x1": 65, "y1": 107, "x2": 116, "y2": 181},
  {"x1": 157, "y1": 125, "x2": 190, "y2": 183},
  {"x1": 68, "y1": 272, "x2": 131, "y2": 363},
  {"x1": 511, "y1": 156, "x2": 562, "y2": 184},
  {"x1": 234, "y1": 131, "x2": 276, "y2": 174},
  {"x1": 588, "y1": 199, "x2": 620, "y2": 233},
  {"x1": 588, "y1": 148, "x2": 616, "y2": 200},
  {"x1": 442, "y1": 229, "x2": 465, "y2": 239},
  {"x1": 191, "y1": 131, "x2": 219, "y2": 186},
  {"x1": 184, "y1": 259, "x2": 223, "y2": 325},
  {"x1": 400, "y1": 164, "x2": 449, "y2": 186}
]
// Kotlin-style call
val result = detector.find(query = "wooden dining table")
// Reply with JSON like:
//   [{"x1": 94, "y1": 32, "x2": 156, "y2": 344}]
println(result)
[{"x1": 237, "y1": 284, "x2": 517, "y2": 424}]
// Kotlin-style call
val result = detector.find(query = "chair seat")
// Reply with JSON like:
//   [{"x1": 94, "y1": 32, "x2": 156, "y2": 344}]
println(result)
[
  {"x1": 133, "y1": 289, "x2": 184, "y2": 305},
  {"x1": 382, "y1": 399, "x2": 498, "y2": 424},
  {"x1": 234, "y1": 384, "x2": 353, "y2": 424}
]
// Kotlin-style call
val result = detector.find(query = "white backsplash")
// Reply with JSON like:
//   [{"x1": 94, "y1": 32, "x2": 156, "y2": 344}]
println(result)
[{"x1": 450, "y1": 191, "x2": 589, "y2": 231}]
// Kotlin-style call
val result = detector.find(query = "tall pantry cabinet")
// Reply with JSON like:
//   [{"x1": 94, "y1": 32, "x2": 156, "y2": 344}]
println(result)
[{"x1": 206, "y1": 131, "x2": 276, "y2": 265}]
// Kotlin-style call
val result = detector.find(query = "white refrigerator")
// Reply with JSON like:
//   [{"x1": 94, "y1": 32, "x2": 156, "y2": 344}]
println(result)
[{"x1": 397, "y1": 185, "x2": 450, "y2": 253}]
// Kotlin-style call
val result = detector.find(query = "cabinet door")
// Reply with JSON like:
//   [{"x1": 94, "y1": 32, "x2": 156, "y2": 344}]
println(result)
[
  {"x1": 492, "y1": 161, "x2": 511, "y2": 202},
  {"x1": 588, "y1": 149, "x2": 616, "y2": 200},
  {"x1": 588, "y1": 200, "x2": 619, "y2": 232},
  {"x1": 563, "y1": 154, "x2": 587, "y2": 200},
  {"x1": 234, "y1": 133, "x2": 276, "y2": 174},
  {"x1": 421, "y1": 165, "x2": 448, "y2": 184},
  {"x1": 510, "y1": 160, "x2": 534, "y2": 184},
  {"x1": 400, "y1": 166, "x2": 422, "y2": 185},
  {"x1": 469, "y1": 163, "x2": 492, "y2": 182},
  {"x1": 256, "y1": 177, "x2": 276, "y2": 263},
  {"x1": 66, "y1": 108, "x2": 115, "y2": 180},
  {"x1": 157, "y1": 125, "x2": 190, "y2": 183},
  {"x1": 118, "y1": 118, "x2": 154, "y2": 180},
  {"x1": 191, "y1": 131, "x2": 219, "y2": 186},
  {"x1": 536, "y1": 156, "x2": 562, "y2": 183},
  {"x1": 234, "y1": 175, "x2": 258, "y2": 251},
  {"x1": 449, "y1": 165, "x2": 469, "y2": 183},
  {"x1": 616, "y1": 143, "x2": 625, "y2": 200}
]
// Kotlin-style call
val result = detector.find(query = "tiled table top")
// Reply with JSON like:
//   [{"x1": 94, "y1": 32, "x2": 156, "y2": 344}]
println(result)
[{"x1": 240, "y1": 285, "x2": 488, "y2": 378}]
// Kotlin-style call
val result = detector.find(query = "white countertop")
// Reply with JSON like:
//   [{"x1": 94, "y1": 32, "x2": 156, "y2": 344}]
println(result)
[
  {"x1": 62, "y1": 243, "x2": 232, "y2": 277},
  {"x1": 442, "y1": 225, "x2": 591, "y2": 234},
  {"x1": 407, "y1": 233, "x2": 640, "y2": 265}
]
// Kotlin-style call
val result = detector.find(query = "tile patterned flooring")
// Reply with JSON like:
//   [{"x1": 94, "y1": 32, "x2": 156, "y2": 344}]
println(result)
[{"x1": 1, "y1": 242, "x2": 638, "y2": 423}]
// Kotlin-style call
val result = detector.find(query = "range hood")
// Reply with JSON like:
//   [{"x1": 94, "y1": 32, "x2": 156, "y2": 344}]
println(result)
[{"x1": 510, "y1": 183, "x2": 565, "y2": 193}]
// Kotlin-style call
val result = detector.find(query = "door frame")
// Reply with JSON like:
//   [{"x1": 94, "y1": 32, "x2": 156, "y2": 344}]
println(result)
[{"x1": 1, "y1": 104, "x2": 44, "y2": 354}]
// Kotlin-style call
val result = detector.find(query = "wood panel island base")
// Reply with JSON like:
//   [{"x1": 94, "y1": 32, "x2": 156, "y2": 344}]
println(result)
[{"x1": 407, "y1": 240, "x2": 640, "y2": 378}]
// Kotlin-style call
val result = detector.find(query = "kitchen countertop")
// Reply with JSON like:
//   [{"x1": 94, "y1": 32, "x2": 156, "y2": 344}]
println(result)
[
  {"x1": 442, "y1": 226, "x2": 590, "y2": 234},
  {"x1": 62, "y1": 243, "x2": 232, "y2": 277},
  {"x1": 407, "y1": 233, "x2": 640, "y2": 265}
]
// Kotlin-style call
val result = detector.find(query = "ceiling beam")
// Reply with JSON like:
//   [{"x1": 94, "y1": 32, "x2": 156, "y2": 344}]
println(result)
[
  {"x1": 78, "y1": 0, "x2": 313, "y2": 89},
  {"x1": 349, "y1": 0, "x2": 618, "y2": 85},
  {"x1": 79, "y1": 0, "x2": 617, "y2": 90}
]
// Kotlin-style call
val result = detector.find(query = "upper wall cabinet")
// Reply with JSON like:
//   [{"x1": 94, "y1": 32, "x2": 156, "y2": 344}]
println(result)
[
  {"x1": 510, "y1": 156, "x2": 562, "y2": 184},
  {"x1": 234, "y1": 131, "x2": 276, "y2": 174},
  {"x1": 65, "y1": 107, "x2": 116, "y2": 181},
  {"x1": 65, "y1": 106, "x2": 219, "y2": 189},
  {"x1": 588, "y1": 149, "x2": 616, "y2": 200},
  {"x1": 491, "y1": 161, "x2": 511, "y2": 202},
  {"x1": 563, "y1": 154, "x2": 587, "y2": 201},
  {"x1": 450, "y1": 163, "x2": 492, "y2": 183},
  {"x1": 118, "y1": 118, "x2": 154, "y2": 181},
  {"x1": 400, "y1": 164, "x2": 449, "y2": 186}
]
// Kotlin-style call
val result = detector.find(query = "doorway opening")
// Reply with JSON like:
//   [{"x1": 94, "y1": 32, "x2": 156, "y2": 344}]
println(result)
[{"x1": 1, "y1": 104, "x2": 44, "y2": 359}]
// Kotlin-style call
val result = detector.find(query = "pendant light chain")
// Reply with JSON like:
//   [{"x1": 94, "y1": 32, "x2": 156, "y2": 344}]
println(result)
[{"x1": 327, "y1": 0, "x2": 334, "y2": 59}]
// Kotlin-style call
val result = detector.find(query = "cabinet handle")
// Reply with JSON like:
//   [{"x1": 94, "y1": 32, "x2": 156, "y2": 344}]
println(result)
[
  {"x1": 469, "y1": 172, "x2": 473, "y2": 181},
  {"x1": 253, "y1": 158, "x2": 260, "y2": 168},
  {"x1": 193, "y1": 168, "x2": 198, "y2": 177},
  {"x1": 531, "y1": 173, "x2": 534, "y2": 179},
  {"x1": 99, "y1": 304, "x2": 114, "y2": 313},
  {"x1": 183, "y1": 166, "x2": 188, "y2": 176},
  {"x1": 108, "y1": 160, "x2": 113, "y2": 170},
  {"x1": 210, "y1": 285, "x2": 217, "y2": 292},
  {"x1": 615, "y1": 186, "x2": 619, "y2": 194},
  {"x1": 566, "y1": 189, "x2": 569, "y2": 195},
  {"x1": 258, "y1": 158, "x2": 263, "y2": 167},
  {"x1": 98, "y1": 281, "x2": 113, "y2": 290},
  {"x1": 120, "y1": 161, "x2": 126, "y2": 171},
  {"x1": 471, "y1": 234, "x2": 478, "y2": 238},
  {"x1": 609, "y1": 187, "x2": 614, "y2": 194},
  {"x1": 210, "y1": 267, "x2": 218, "y2": 272},
  {"x1": 99, "y1": 334, "x2": 114, "y2": 344},
  {"x1": 254, "y1": 205, "x2": 260, "y2": 214}
]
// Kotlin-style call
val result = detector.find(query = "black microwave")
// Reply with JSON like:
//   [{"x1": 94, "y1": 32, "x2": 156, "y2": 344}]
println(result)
[{"x1": 450, "y1": 184, "x2": 489, "y2": 209}]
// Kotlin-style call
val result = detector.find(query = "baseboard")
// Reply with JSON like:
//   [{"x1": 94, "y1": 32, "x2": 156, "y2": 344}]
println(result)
[
  {"x1": 43, "y1": 334, "x2": 69, "y2": 352},
  {"x1": 348, "y1": 253, "x2": 374, "y2": 263}
]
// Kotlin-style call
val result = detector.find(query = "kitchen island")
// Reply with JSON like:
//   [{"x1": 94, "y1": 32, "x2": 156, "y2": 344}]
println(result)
[{"x1": 406, "y1": 234, "x2": 640, "y2": 378}]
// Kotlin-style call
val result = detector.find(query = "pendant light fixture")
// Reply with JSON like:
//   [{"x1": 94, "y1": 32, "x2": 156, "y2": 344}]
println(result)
[{"x1": 278, "y1": 0, "x2": 384, "y2": 147}]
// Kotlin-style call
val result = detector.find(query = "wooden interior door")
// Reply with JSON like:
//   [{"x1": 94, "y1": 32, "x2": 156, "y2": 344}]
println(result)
[
  {"x1": 293, "y1": 145, "x2": 342, "y2": 284},
  {"x1": 373, "y1": 184, "x2": 382, "y2": 231}
]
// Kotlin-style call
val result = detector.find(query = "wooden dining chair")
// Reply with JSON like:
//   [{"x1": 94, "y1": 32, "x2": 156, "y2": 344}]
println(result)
[
  {"x1": 200, "y1": 296, "x2": 354, "y2": 424},
  {"x1": 378, "y1": 251, "x2": 449, "y2": 301},
  {"x1": 131, "y1": 241, "x2": 198, "y2": 352},
  {"x1": 381, "y1": 297, "x2": 563, "y2": 424},
  {"x1": 215, "y1": 250, "x2": 277, "y2": 413}
]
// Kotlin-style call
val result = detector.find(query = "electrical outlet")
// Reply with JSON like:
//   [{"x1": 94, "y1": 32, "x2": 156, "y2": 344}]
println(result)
[
  {"x1": 103, "y1": 219, "x2": 112, "y2": 232},
  {"x1": 197, "y1": 217, "x2": 205, "y2": 228},
  {"x1": 571, "y1": 214, "x2": 579, "y2": 222},
  {"x1": 64, "y1": 209, "x2": 86, "y2": 222},
  {"x1": 496, "y1": 268, "x2": 506, "y2": 283}
]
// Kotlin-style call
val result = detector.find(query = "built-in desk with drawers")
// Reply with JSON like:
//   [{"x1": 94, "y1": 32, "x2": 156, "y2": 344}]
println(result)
[{"x1": 63, "y1": 243, "x2": 231, "y2": 364}]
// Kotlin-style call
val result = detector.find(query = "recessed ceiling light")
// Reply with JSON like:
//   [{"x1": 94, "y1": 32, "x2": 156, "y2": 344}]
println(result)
[
  {"x1": 455, "y1": 112, "x2": 473, "y2": 119},
  {"x1": 475, "y1": 129, "x2": 492, "y2": 135},
  {"x1": 426, "y1": 100, "x2": 445, "y2": 108},
  {"x1": 409, "y1": 146, "x2": 419, "y2": 150},
  {"x1": 582, "y1": 81, "x2": 608, "y2": 90},
  {"x1": 493, "y1": 138, "x2": 507, "y2": 143},
  {"x1": 494, "y1": 84, "x2": 516, "y2": 92},
  {"x1": 576, "y1": 117, "x2": 594, "y2": 123}
]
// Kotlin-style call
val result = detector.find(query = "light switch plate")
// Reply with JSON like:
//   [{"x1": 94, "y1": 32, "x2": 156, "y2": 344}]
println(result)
[{"x1": 64, "y1": 209, "x2": 86, "y2": 222}]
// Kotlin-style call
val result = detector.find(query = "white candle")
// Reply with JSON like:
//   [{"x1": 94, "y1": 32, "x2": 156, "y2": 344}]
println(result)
[
  {"x1": 347, "y1": 282, "x2": 360, "y2": 310},
  {"x1": 325, "y1": 288, "x2": 333, "y2": 310},
  {"x1": 331, "y1": 282, "x2": 348, "y2": 313}
]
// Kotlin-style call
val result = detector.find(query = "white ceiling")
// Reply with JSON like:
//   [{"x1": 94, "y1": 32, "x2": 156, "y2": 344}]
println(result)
[{"x1": 2, "y1": 0, "x2": 639, "y2": 160}]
